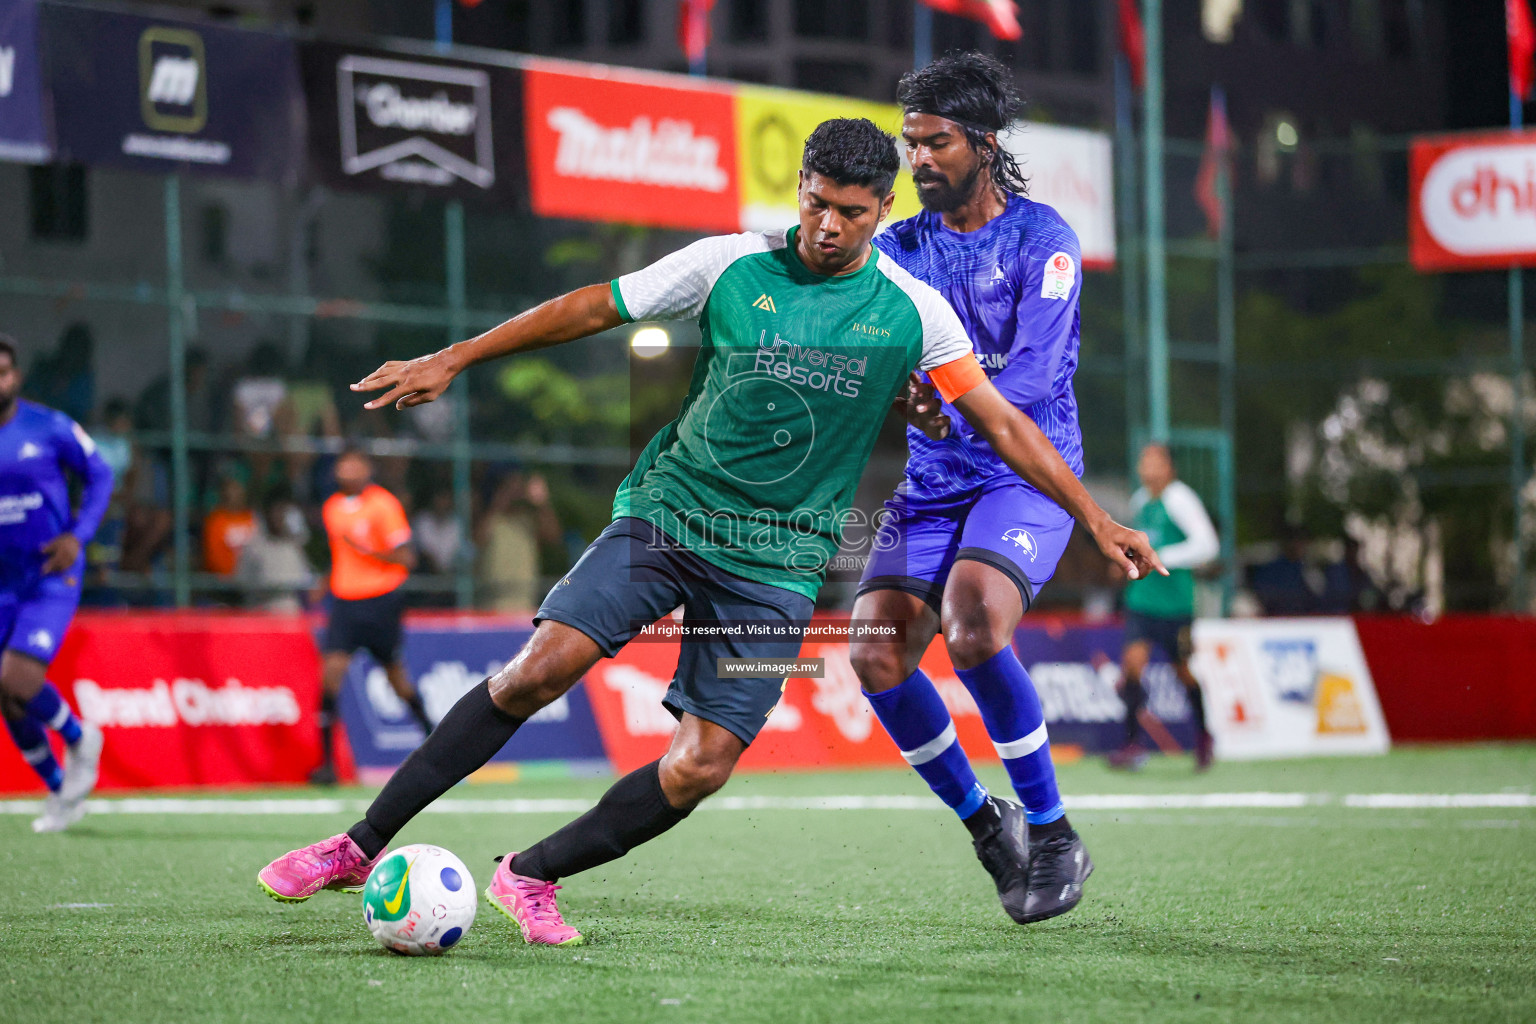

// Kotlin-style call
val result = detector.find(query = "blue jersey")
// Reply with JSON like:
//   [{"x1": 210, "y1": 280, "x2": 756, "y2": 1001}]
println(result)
[
  {"x1": 0, "y1": 400, "x2": 114, "y2": 594},
  {"x1": 875, "y1": 194, "x2": 1084, "y2": 501}
]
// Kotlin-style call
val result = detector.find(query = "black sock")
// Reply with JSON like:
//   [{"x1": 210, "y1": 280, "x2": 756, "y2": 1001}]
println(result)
[
  {"x1": 1121, "y1": 677, "x2": 1146, "y2": 746},
  {"x1": 510, "y1": 760, "x2": 689, "y2": 883},
  {"x1": 404, "y1": 692, "x2": 433, "y2": 735},
  {"x1": 1184, "y1": 680, "x2": 1208, "y2": 735},
  {"x1": 318, "y1": 694, "x2": 337, "y2": 767},
  {"x1": 961, "y1": 795, "x2": 1002, "y2": 840},
  {"x1": 1034, "y1": 814, "x2": 1073, "y2": 838},
  {"x1": 347, "y1": 680, "x2": 522, "y2": 859}
]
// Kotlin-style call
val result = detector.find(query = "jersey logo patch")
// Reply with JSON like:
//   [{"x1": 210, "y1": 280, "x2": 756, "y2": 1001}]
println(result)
[
  {"x1": 18, "y1": 442, "x2": 41, "y2": 459},
  {"x1": 991, "y1": 265, "x2": 1006, "y2": 282},
  {"x1": 27, "y1": 629, "x2": 54, "y2": 653},
  {"x1": 1002, "y1": 528, "x2": 1039, "y2": 562},
  {"x1": 751, "y1": 293, "x2": 777, "y2": 313},
  {"x1": 1041, "y1": 252, "x2": 1075, "y2": 301}
]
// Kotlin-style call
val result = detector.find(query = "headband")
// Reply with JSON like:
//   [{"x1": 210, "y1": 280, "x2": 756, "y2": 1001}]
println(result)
[{"x1": 903, "y1": 108, "x2": 1003, "y2": 137}]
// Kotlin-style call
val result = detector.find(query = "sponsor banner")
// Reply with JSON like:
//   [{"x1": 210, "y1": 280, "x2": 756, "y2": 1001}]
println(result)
[
  {"x1": 0, "y1": 614, "x2": 322, "y2": 794},
  {"x1": 584, "y1": 615, "x2": 1196, "y2": 774},
  {"x1": 335, "y1": 617, "x2": 607, "y2": 781},
  {"x1": 523, "y1": 62, "x2": 739, "y2": 232},
  {"x1": 1410, "y1": 129, "x2": 1536, "y2": 272},
  {"x1": 1191, "y1": 617, "x2": 1389, "y2": 760},
  {"x1": 1003, "y1": 122, "x2": 1116, "y2": 270},
  {"x1": 41, "y1": 4, "x2": 302, "y2": 180},
  {"x1": 300, "y1": 41, "x2": 526, "y2": 204},
  {"x1": 1354, "y1": 615, "x2": 1536, "y2": 742},
  {"x1": 735, "y1": 85, "x2": 920, "y2": 231},
  {"x1": 0, "y1": 0, "x2": 49, "y2": 163}
]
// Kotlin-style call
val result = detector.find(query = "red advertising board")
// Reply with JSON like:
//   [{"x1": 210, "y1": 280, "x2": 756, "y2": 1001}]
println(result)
[
  {"x1": 582, "y1": 617, "x2": 1001, "y2": 775},
  {"x1": 1410, "y1": 128, "x2": 1536, "y2": 272},
  {"x1": 0, "y1": 613, "x2": 327, "y2": 794},
  {"x1": 523, "y1": 62, "x2": 740, "y2": 232}
]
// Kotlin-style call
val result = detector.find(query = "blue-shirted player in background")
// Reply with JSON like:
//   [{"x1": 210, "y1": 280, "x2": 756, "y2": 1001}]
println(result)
[
  {"x1": 0, "y1": 333, "x2": 111, "y2": 832},
  {"x1": 852, "y1": 54, "x2": 1133, "y2": 924}
]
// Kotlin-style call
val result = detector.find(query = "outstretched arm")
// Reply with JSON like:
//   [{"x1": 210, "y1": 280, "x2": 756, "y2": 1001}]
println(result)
[
  {"x1": 949, "y1": 377, "x2": 1167, "y2": 582},
  {"x1": 354, "y1": 284, "x2": 621, "y2": 410}
]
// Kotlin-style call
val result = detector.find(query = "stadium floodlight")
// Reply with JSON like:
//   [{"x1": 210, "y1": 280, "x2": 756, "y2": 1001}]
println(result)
[{"x1": 630, "y1": 326, "x2": 670, "y2": 359}]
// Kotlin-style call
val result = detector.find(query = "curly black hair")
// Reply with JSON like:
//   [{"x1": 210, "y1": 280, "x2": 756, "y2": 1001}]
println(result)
[
  {"x1": 897, "y1": 51, "x2": 1029, "y2": 196},
  {"x1": 801, "y1": 118, "x2": 901, "y2": 198}
]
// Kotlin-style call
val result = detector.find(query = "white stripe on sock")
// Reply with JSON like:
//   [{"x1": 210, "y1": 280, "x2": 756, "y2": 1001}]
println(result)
[
  {"x1": 48, "y1": 706, "x2": 71, "y2": 730},
  {"x1": 21, "y1": 745, "x2": 52, "y2": 766},
  {"x1": 993, "y1": 721, "x2": 1049, "y2": 759},
  {"x1": 899, "y1": 721, "x2": 958, "y2": 766}
]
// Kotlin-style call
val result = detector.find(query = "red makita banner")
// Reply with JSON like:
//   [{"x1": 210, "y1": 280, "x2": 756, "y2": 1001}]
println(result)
[
  {"x1": 0, "y1": 613, "x2": 323, "y2": 793},
  {"x1": 1410, "y1": 129, "x2": 1536, "y2": 272},
  {"x1": 523, "y1": 61, "x2": 739, "y2": 232}
]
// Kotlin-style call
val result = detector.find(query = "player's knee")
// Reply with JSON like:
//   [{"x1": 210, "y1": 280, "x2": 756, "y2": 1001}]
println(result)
[
  {"x1": 941, "y1": 607, "x2": 1010, "y2": 671},
  {"x1": 659, "y1": 746, "x2": 735, "y2": 807},
  {"x1": 849, "y1": 642, "x2": 907, "y2": 693},
  {"x1": 487, "y1": 650, "x2": 579, "y2": 718}
]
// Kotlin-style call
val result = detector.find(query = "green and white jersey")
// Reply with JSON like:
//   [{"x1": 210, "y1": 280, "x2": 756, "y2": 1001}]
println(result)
[
  {"x1": 1124, "y1": 479, "x2": 1220, "y2": 619},
  {"x1": 611, "y1": 226, "x2": 974, "y2": 599}
]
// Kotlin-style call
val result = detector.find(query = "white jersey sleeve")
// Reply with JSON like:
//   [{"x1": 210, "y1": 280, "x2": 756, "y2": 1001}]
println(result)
[
  {"x1": 613, "y1": 231, "x2": 783, "y2": 323},
  {"x1": 1158, "y1": 480, "x2": 1221, "y2": 569},
  {"x1": 873, "y1": 254, "x2": 975, "y2": 371}
]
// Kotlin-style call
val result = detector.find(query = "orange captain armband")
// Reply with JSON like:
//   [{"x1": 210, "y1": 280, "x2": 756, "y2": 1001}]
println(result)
[{"x1": 927, "y1": 354, "x2": 988, "y2": 403}]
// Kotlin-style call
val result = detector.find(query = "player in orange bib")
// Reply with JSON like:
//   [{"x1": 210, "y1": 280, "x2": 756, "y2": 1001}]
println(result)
[{"x1": 311, "y1": 447, "x2": 431, "y2": 786}]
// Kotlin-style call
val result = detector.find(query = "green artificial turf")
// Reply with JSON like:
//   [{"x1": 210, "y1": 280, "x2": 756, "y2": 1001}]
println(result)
[{"x1": 2, "y1": 744, "x2": 1532, "y2": 1023}]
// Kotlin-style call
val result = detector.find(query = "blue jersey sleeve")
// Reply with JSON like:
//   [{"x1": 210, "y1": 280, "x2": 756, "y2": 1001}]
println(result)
[
  {"x1": 52, "y1": 411, "x2": 115, "y2": 545},
  {"x1": 990, "y1": 223, "x2": 1082, "y2": 410}
]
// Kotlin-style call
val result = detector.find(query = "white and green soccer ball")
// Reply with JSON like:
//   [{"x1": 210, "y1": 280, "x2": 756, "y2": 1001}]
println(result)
[{"x1": 362, "y1": 844, "x2": 477, "y2": 956}]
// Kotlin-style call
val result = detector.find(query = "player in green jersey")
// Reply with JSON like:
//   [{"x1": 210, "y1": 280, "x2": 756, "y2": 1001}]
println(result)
[
  {"x1": 257, "y1": 119, "x2": 1164, "y2": 943},
  {"x1": 1110, "y1": 443, "x2": 1220, "y2": 772}
]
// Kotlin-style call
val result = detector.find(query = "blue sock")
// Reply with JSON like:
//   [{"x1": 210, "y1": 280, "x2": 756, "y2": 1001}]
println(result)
[
  {"x1": 26, "y1": 684, "x2": 83, "y2": 746},
  {"x1": 5, "y1": 716, "x2": 64, "y2": 792},
  {"x1": 866, "y1": 670, "x2": 988, "y2": 819},
  {"x1": 955, "y1": 646, "x2": 1064, "y2": 825}
]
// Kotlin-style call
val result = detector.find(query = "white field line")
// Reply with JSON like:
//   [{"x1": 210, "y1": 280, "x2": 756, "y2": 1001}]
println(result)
[{"x1": 0, "y1": 792, "x2": 1530, "y2": 815}]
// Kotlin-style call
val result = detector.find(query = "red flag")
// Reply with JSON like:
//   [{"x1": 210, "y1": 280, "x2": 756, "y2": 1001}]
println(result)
[
  {"x1": 679, "y1": 0, "x2": 715, "y2": 68},
  {"x1": 1510, "y1": 0, "x2": 1536, "y2": 100},
  {"x1": 1118, "y1": 0, "x2": 1146, "y2": 90},
  {"x1": 918, "y1": 0, "x2": 1023, "y2": 42},
  {"x1": 1194, "y1": 86, "x2": 1231, "y2": 238}
]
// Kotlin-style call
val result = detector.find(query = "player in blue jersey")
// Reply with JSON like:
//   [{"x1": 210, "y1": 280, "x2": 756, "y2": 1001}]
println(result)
[
  {"x1": 0, "y1": 334, "x2": 111, "y2": 832},
  {"x1": 850, "y1": 54, "x2": 1106, "y2": 924}
]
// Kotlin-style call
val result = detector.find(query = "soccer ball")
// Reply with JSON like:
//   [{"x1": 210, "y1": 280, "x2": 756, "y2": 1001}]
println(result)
[{"x1": 362, "y1": 844, "x2": 477, "y2": 956}]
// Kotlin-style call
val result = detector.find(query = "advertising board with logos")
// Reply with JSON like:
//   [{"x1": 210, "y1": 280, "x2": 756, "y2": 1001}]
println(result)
[
  {"x1": 40, "y1": 3, "x2": 303, "y2": 181},
  {"x1": 300, "y1": 41, "x2": 525, "y2": 204},
  {"x1": 0, "y1": 0, "x2": 48, "y2": 163},
  {"x1": 523, "y1": 62, "x2": 740, "y2": 232},
  {"x1": 1410, "y1": 129, "x2": 1536, "y2": 272}
]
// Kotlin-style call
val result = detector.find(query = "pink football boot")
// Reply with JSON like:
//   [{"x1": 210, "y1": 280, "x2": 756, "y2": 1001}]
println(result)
[
  {"x1": 257, "y1": 833, "x2": 383, "y2": 903},
  {"x1": 484, "y1": 853, "x2": 585, "y2": 946}
]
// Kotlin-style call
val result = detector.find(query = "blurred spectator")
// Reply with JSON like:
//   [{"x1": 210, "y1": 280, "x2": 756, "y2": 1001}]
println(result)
[
  {"x1": 203, "y1": 476, "x2": 257, "y2": 576},
  {"x1": 24, "y1": 322, "x2": 95, "y2": 425},
  {"x1": 232, "y1": 341, "x2": 291, "y2": 496},
  {"x1": 476, "y1": 470, "x2": 560, "y2": 611},
  {"x1": 82, "y1": 398, "x2": 134, "y2": 586},
  {"x1": 1247, "y1": 526, "x2": 1324, "y2": 615},
  {"x1": 284, "y1": 342, "x2": 343, "y2": 501},
  {"x1": 414, "y1": 488, "x2": 464, "y2": 576},
  {"x1": 239, "y1": 487, "x2": 315, "y2": 613},
  {"x1": 136, "y1": 345, "x2": 218, "y2": 506},
  {"x1": 92, "y1": 397, "x2": 134, "y2": 481},
  {"x1": 1321, "y1": 536, "x2": 1385, "y2": 613}
]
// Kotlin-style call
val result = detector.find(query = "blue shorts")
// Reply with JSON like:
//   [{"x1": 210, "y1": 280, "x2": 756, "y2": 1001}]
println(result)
[
  {"x1": 857, "y1": 480, "x2": 1074, "y2": 612},
  {"x1": 324, "y1": 589, "x2": 406, "y2": 666},
  {"x1": 536, "y1": 517, "x2": 814, "y2": 746},
  {"x1": 0, "y1": 572, "x2": 83, "y2": 667}
]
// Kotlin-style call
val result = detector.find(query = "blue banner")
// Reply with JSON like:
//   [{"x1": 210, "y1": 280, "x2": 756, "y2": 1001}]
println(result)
[
  {"x1": 42, "y1": 4, "x2": 303, "y2": 181},
  {"x1": 1013, "y1": 621, "x2": 1196, "y2": 752},
  {"x1": 0, "y1": 0, "x2": 48, "y2": 163},
  {"x1": 335, "y1": 621, "x2": 609, "y2": 777}
]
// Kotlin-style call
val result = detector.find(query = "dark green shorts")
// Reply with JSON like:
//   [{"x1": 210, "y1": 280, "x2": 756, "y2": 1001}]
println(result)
[{"x1": 536, "y1": 518, "x2": 814, "y2": 746}]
